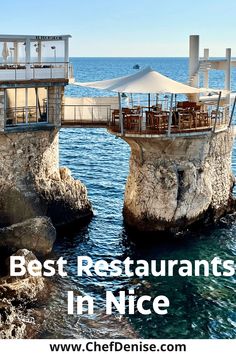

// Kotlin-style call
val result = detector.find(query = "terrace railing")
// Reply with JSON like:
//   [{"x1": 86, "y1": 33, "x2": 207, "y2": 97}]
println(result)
[
  {"x1": 109, "y1": 106, "x2": 230, "y2": 135},
  {"x1": 5, "y1": 106, "x2": 47, "y2": 126},
  {"x1": 62, "y1": 104, "x2": 112, "y2": 126},
  {"x1": 0, "y1": 62, "x2": 72, "y2": 81}
]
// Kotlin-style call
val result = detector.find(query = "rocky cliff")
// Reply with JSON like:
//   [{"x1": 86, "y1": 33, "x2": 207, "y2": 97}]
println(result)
[
  {"x1": 0, "y1": 127, "x2": 92, "y2": 228},
  {"x1": 0, "y1": 249, "x2": 46, "y2": 339}
]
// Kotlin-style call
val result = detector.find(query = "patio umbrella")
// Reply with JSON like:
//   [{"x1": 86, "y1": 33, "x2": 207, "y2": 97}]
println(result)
[
  {"x1": 74, "y1": 66, "x2": 204, "y2": 94},
  {"x1": 2, "y1": 42, "x2": 9, "y2": 63}
]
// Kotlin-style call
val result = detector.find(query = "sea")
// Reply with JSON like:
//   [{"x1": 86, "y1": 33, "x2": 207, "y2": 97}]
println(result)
[{"x1": 38, "y1": 58, "x2": 236, "y2": 339}]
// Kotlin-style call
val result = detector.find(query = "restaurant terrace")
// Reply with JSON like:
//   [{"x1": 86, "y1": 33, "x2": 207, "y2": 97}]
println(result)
[{"x1": 74, "y1": 66, "x2": 235, "y2": 137}]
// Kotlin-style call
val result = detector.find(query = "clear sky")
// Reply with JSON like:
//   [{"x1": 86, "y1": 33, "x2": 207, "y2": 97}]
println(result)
[{"x1": 1, "y1": 0, "x2": 236, "y2": 57}]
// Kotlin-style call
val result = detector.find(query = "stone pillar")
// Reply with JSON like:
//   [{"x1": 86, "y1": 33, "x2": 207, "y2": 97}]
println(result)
[
  {"x1": 47, "y1": 86, "x2": 64, "y2": 126},
  {"x1": 123, "y1": 130, "x2": 235, "y2": 233},
  {"x1": 0, "y1": 89, "x2": 5, "y2": 132}
]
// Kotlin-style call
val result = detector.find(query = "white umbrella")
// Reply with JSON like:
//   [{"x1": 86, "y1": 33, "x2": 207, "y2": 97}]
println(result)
[
  {"x1": 74, "y1": 66, "x2": 204, "y2": 94},
  {"x1": 2, "y1": 42, "x2": 9, "y2": 63}
]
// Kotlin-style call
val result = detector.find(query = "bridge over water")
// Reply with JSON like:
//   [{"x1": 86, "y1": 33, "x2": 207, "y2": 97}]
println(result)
[{"x1": 62, "y1": 96, "x2": 118, "y2": 128}]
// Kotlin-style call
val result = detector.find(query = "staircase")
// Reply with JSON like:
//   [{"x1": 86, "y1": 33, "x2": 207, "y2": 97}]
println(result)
[{"x1": 188, "y1": 60, "x2": 212, "y2": 86}]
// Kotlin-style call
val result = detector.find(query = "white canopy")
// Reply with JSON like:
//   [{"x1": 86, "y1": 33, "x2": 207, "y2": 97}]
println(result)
[{"x1": 73, "y1": 66, "x2": 204, "y2": 94}]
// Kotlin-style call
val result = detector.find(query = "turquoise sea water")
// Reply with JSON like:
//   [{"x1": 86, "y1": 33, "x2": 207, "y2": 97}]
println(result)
[{"x1": 39, "y1": 58, "x2": 236, "y2": 339}]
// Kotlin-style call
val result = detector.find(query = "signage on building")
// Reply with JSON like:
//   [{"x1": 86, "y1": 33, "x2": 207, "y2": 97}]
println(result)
[{"x1": 35, "y1": 36, "x2": 63, "y2": 41}]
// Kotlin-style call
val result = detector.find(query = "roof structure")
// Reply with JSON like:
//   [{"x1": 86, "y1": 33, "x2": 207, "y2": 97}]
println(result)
[{"x1": 74, "y1": 66, "x2": 205, "y2": 94}]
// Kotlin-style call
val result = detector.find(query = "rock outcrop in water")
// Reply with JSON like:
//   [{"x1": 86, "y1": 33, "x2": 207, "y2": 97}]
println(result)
[
  {"x1": 0, "y1": 217, "x2": 56, "y2": 255},
  {"x1": 0, "y1": 128, "x2": 92, "y2": 228},
  {"x1": 123, "y1": 129, "x2": 235, "y2": 233},
  {"x1": 0, "y1": 249, "x2": 45, "y2": 339},
  {"x1": 35, "y1": 166, "x2": 92, "y2": 226}
]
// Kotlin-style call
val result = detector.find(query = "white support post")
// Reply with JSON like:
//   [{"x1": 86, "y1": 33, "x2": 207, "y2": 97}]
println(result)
[
  {"x1": 46, "y1": 88, "x2": 49, "y2": 123},
  {"x1": 225, "y1": 48, "x2": 231, "y2": 91},
  {"x1": 64, "y1": 38, "x2": 69, "y2": 62},
  {"x1": 189, "y1": 35, "x2": 200, "y2": 103},
  {"x1": 225, "y1": 48, "x2": 231, "y2": 108},
  {"x1": 189, "y1": 35, "x2": 199, "y2": 88},
  {"x1": 203, "y1": 48, "x2": 209, "y2": 89},
  {"x1": 167, "y1": 94, "x2": 173, "y2": 137},
  {"x1": 64, "y1": 38, "x2": 69, "y2": 78},
  {"x1": 38, "y1": 41, "x2": 42, "y2": 63},
  {"x1": 14, "y1": 88, "x2": 17, "y2": 124},
  {"x1": 25, "y1": 38, "x2": 30, "y2": 63},
  {"x1": 3, "y1": 89, "x2": 7, "y2": 130},
  {"x1": 25, "y1": 38, "x2": 31, "y2": 79},
  {"x1": 25, "y1": 88, "x2": 28, "y2": 124},
  {"x1": 13, "y1": 42, "x2": 18, "y2": 64},
  {"x1": 118, "y1": 92, "x2": 124, "y2": 135}
]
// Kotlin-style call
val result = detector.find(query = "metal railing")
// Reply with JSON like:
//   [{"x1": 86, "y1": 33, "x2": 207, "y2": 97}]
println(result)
[
  {"x1": 5, "y1": 106, "x2": 48, "y2": 126},
  {"x1": 0, "y1": 62, "x2": 73, "y2": 81},
  {"x1": 62, "y1": 104, "x2": 112, "y2": 126},
  {"x1": 109, "y1": 106, "x2": 230, "y2": 135}
]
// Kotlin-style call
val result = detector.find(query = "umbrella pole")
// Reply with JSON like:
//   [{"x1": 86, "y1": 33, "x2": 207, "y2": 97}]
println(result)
[
  {"x1": 148, "y1": 93, "x2": 151, "y2": 111},
  {"x1": 118, "y1": 92, "x2": 124, "y2": 135},
  {"x1": 167, "y1": 93, "x2": 174, "y2": 137}
]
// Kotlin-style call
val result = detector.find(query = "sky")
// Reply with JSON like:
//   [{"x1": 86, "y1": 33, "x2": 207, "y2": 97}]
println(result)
[{"x1": 0, "y1": 0, "x2": 236, "y2": 57}]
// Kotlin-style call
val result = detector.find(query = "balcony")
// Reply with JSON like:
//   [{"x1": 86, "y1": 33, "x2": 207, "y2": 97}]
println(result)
[
  {"x1": 0, "y1": 34, "x2": 73, "y2": 83},
  {"x1": 0, "y1": 62, "x2": 73, "y2": 82}
]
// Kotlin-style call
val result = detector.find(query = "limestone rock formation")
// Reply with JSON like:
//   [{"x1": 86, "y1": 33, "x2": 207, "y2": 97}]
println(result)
[
  {"x1": 0, "y1": 299, "x2": 27, "y2": 339},
  {"x1": 123, "y1": 129, "x2": 235, "y2": 232},
  {"x1": 0, "y1": 249, "x2": 45, "y2": 339},
  {"x1": 0, "y1": 217, "x2": 56, "y2": 255},
  {"x1": 0, "y1": 128, "x2": 92, "y2": 227},
  {"x1": 35, "y1": 166, "x2": 92, "y2": 226}
]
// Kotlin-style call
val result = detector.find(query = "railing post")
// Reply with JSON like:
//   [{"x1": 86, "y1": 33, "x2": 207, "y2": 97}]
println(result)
[
  {"x1": 228, "y1": 96, "x2": 236, "y2": 128},
  {"x1": 213, "y1": 91, "x2": 222, "y2": 133},
  {"x1": 167, "y1": 94, "x2": 173, "y2": 137},
  {"x1": 25, "y1": 88, "x2": 28, "y2": 124},
  {"x1": 118, "y1": 93, "x2": 124, "y2": 135},
  {"x1": 36, "y1": 87, "x2": 39, "y2": 123},
  {"x1": 107, "y1": 106, "x2": 110, "y2": 125}
]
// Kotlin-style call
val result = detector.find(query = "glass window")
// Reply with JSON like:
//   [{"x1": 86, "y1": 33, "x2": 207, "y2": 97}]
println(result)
[{"x1": 5, "y1": 87, "x2": 48, "y2": 126}]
